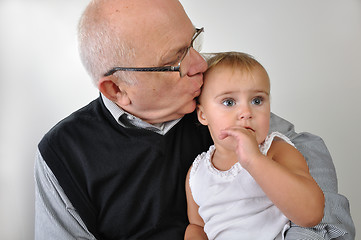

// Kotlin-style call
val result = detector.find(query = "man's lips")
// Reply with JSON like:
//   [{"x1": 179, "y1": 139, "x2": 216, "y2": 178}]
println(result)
[{"x1": 194, "y1": 89, "x2": 201, "y2": 96}]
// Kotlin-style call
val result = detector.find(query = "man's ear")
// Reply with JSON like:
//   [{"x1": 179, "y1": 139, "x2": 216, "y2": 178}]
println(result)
[
  {"x1": 98, "y1": 76, "x2": 131, "y2": 107},
  {"x1": 197, "y1": 105, "x2": 208, "y2": 125}
]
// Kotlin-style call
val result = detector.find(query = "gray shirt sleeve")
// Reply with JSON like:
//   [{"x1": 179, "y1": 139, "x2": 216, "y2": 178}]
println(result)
[
  {"x1": 270, "y1": 113, "x2": 355, "y2": 240},
  {"x1": 34, "y1": 149, "x2": 96, "y2": 240}
]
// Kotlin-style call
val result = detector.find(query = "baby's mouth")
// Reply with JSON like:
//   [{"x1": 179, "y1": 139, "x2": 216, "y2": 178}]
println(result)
[{"x1": 245, "y1": 126, "x2": 255, "y2": 132}]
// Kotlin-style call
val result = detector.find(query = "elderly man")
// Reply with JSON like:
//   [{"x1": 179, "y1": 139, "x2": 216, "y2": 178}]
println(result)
[{"x1": 34, "y1": 0, "x2": 354, "y2": 239}]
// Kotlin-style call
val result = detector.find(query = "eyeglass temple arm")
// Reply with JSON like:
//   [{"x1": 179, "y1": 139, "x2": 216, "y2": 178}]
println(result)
[{"x1": 104, "y1": 66, "x2": 180, "y2": 76}]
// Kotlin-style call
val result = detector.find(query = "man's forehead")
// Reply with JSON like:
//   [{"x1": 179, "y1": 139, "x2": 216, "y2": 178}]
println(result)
[{"x1": 102, "y1": 0, "x2": 192, "y2": 40}]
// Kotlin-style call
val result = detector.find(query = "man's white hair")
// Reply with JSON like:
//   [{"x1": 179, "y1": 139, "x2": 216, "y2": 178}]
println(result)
[{"x1": 77, "y1": 0, "x2": 137, "y2": 86}]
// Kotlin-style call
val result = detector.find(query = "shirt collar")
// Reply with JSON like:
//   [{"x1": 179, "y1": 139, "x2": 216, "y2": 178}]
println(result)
[{"x1": 101, "y1": 93, "x2": 181, "y2": 135}]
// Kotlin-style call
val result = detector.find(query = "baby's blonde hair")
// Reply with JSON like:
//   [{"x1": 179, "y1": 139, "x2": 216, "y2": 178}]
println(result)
[{"x1": 204, "y1": 51, "x2": 266, "y2": 75}]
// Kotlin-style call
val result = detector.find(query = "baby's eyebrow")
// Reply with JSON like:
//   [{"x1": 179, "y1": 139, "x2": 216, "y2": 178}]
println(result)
[
  {"x1": 254, "y1": 90, "x2": 270, "y2": 95},
  {"x1": 214, "y1": 91, "x2": 236, "y2": 98}
]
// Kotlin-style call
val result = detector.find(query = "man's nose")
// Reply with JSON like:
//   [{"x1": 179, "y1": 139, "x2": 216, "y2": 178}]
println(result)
[{"x1": 187, "y1": 48, "x2": 208, "y2": 76}]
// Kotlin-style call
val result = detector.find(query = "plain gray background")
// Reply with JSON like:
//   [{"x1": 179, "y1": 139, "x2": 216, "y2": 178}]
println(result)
[{"x1": 0, "y1": 0, "x2": 360, "y2": 239}]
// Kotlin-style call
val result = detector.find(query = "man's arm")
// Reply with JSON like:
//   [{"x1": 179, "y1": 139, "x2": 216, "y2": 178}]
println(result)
[
  {"x1": 270, "y1": 113, "x2": 355, "y2": 240},
  {"x1": 34, "y1": 149, "x2": 96, "y2": 240}
]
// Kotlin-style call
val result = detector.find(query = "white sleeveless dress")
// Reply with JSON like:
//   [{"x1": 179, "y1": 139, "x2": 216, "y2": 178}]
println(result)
[{"x1": 189, "y1": 132, "x2": 295, "y2": 240}]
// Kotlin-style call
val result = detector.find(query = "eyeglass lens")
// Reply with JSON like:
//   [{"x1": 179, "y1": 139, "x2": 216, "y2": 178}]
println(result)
[{"x1": 179, "y1": 29, "x2": 204, "y2": 77}]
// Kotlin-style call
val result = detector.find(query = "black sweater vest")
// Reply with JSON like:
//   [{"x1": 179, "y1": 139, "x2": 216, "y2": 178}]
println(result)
[{"x1": 39, "y1": 97, "x2": 213, "y2": 240}]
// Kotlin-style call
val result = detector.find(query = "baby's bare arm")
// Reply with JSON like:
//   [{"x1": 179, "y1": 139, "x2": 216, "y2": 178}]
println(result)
[
  {"x1": 184, "y1": 168, "x2": 208, "y2": 240},
  {"x1": 248, "y1": 140, "x2": 324, "y2": 227},
  {"x1": 219, "y1": 128, "x2": 325, "y2": 227}
]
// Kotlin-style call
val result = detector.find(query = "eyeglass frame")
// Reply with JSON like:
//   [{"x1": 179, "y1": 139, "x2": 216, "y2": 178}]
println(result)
[{"x1": 103, "y1": 27, "x2": 204, "y2": 77}]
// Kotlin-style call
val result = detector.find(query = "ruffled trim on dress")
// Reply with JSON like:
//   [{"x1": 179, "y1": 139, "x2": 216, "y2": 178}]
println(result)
[
  {"x1": 259, "y1": 131, "x2": 295, "y2": 155},
  {"x1": 190, "y1": 145, "x2": 244, "y2": 179}
]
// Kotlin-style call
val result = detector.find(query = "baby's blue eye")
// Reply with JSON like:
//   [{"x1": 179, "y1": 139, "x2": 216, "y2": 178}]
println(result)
[
  {"x1": 222, "y1": 99, "x2": 236, "y2": 107},
  {"x1": 252, "y1": 97, "x2": 263, "y2": 105}
]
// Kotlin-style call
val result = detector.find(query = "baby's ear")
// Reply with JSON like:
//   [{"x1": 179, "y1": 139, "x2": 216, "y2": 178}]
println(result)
[{"x1": 196, "y1": 105, "x2": 208, "y2": 125}]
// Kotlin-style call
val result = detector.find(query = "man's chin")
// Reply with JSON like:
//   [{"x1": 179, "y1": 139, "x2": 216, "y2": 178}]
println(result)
[
  {"x1": 148, "y1": 101, "x2": 197, "y2": 123},
  {"x1": 167, "y1": 102, "x2": 197, "y2": 121},
  {"x1": 183, "y1": 100, "x2": 197, "y2": 114}
]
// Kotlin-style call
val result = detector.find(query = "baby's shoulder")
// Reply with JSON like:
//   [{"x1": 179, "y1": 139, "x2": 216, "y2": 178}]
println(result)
[
  {"x1": 190, "y1": 145, "x2": 215, "y2": 176},
  {"x1": 261, "y1": 131, "x2": 296, "y2": 156}
]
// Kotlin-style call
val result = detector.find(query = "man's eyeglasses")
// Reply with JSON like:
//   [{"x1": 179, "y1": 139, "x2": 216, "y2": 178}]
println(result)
[{"x1": 103, "y1": 27, "x2": 204, "y2": 78}]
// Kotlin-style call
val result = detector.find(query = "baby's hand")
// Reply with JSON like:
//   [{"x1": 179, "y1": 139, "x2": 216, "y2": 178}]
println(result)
[{"x1": 219, "y1": 127, "x2": 262, "y2": 168}]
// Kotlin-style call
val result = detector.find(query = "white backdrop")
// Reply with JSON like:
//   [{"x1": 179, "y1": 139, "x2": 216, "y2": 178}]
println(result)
[{"x1": 0, "y1": 0, "x2": 360, "y2": 239}]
